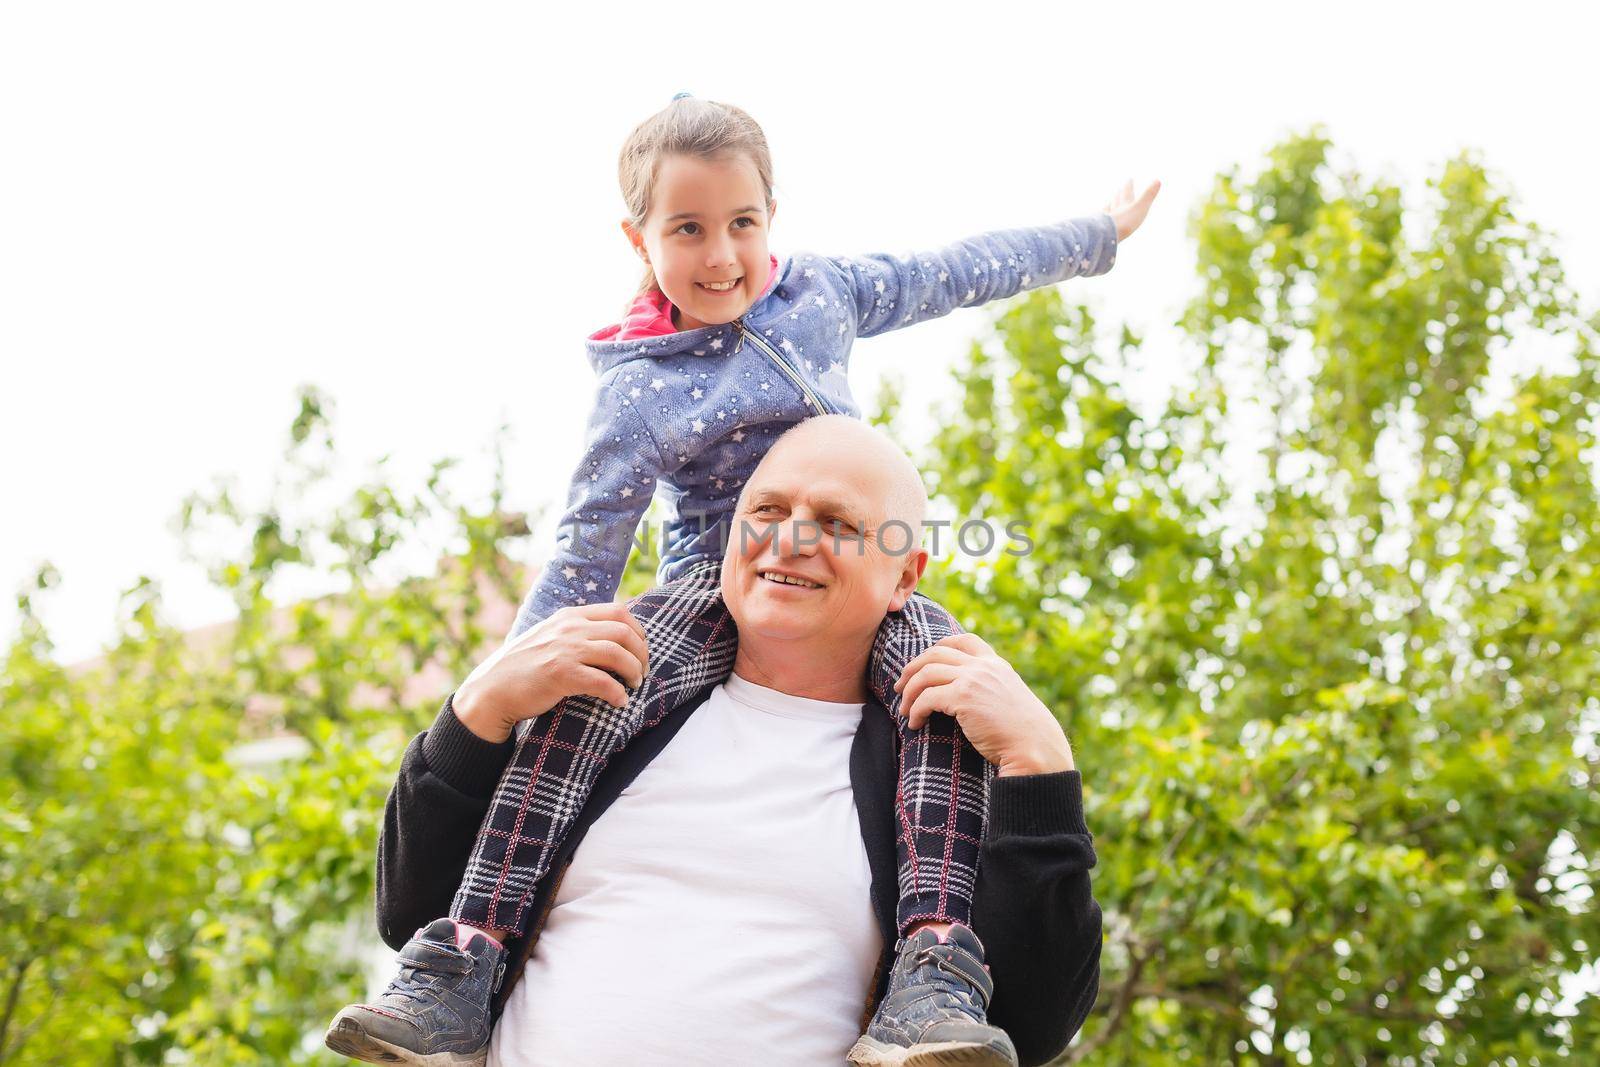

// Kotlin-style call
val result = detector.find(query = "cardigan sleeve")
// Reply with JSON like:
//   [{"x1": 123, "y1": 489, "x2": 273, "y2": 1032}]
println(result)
[
  {"x1": 823, "y1": 215, "x2": 1117, "y2": 339},
  {"x1": 375, "y1": 697, "x2": 515, "y2": 951},
  {"x1": 970, "y1": 770, "x2": 1102, "y2": 1066}
]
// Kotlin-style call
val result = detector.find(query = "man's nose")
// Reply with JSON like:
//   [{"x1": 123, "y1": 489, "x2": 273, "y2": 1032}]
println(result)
[{"x1": 773, "y1": 514, "x2": 821, "y2": 558}]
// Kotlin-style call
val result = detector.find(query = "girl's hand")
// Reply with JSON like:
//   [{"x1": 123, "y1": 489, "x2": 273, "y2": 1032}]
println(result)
[{"x1": 1105, "y1": 179, "x2": 1161, "y2": 241}]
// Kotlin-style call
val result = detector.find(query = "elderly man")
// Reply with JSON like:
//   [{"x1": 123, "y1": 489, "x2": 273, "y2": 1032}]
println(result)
[{"x1": 359, "y1": 416, "x2": 1100, "y2": 1066}]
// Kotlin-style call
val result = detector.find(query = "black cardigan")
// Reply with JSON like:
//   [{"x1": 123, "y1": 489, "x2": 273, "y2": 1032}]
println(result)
[{"x1": 376, "y1": 688, "x2": 1102, "y2": 1066}]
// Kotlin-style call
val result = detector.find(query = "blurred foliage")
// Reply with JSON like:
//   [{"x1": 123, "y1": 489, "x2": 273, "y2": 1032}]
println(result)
[
  {"x1": 899, "y1": 131, "x2": 1597, "y2": 1064},
  {"x1": 1, "y1": 390, "x2": 529, "y2": 1064},
  {"x1": 3, "y1": 133, "x2": 1597, "y2": 1064}
]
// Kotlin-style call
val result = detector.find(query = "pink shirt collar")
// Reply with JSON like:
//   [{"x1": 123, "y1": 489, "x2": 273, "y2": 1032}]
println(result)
[{"x1": 591, "y1": 256, "x2": 781, "y2": 342}]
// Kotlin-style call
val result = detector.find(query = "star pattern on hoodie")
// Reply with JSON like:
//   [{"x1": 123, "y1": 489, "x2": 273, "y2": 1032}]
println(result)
[{"x1": 529, "y1": 217, "x2": 1116, "y2": 618}]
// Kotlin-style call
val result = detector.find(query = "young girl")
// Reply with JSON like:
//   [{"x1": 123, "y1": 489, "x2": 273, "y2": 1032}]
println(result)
[{"x1": 328, "y1": 95, "x2": 1156, "y2": 1067}]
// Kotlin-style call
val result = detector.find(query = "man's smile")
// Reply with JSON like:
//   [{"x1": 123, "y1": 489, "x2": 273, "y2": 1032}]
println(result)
[{"x1": 758, "y1": 569, "x2": 824, "y2": 589}]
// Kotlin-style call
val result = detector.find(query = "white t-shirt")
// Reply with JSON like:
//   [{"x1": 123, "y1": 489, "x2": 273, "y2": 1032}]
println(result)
[{"x1": 489, "y1": 672, "x2": 883, "y2": 1067}]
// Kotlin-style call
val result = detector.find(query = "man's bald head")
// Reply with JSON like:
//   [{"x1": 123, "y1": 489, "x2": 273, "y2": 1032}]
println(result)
[{"x1": 752, "y1": 415, "x2": 927, "y2": 543}]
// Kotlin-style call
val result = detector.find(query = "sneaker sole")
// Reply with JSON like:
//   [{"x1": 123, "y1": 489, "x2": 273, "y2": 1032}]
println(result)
[
  {"x1": 324, "y1": 1011, "x2": 487, "y2": 1067},
  {"x1": 847, "y1": 1035, "x2": 1017, "y2": 1067}
]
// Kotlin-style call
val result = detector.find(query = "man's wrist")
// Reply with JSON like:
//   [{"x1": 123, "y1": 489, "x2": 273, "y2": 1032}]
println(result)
[
  {"x1": 425, "y1": 696, "x2": 517, "y2": 798},
  {"x1": 452, "y1": 683, "x2": 513, "y2": 744},
  {"x1": 997, "y1": 734, "x2": 1075, "y2": 777}
]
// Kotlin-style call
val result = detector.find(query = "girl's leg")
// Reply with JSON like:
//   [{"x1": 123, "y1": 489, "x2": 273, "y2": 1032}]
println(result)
[
  {"x1": 867, "y1": 592, "x2": 994, "y2": 933},
  {"x1": 450, "y1": 559, "x2": 735, "y2": 935}
]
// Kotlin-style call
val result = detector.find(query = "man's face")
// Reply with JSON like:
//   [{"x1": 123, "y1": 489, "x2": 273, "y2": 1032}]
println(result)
[
  {"x1": 720, "y1": 431, "x2": 925, "y2": 655},
  {"x1": 626, "y1": 153, "x2": 773, "y2": 332}
]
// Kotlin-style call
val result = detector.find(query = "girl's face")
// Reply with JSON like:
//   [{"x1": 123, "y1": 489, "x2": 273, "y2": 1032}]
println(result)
[{"x1": 624, "y1": 153, "x2": 774, "y2": 332}]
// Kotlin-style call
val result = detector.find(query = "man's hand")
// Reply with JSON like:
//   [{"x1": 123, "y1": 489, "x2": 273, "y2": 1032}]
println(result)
[
  {"x1": 1106, "y1": 178, "x2": 1161, "y2": 242},
  {"x1": 452, "y1": 603, "x2": 650, "y2": 743},
  {"x1": 895, "y1": 633, "x2": 1075, "y2": 777}
]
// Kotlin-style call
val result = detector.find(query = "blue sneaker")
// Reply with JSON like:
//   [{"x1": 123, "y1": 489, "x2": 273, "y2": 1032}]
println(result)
[
  {"x1": 325, "y1": 918, "x2": 506, "y2": 1066},
  {"x1": 847, "y1": 924, "x2": 1018, "y2": 1066}
]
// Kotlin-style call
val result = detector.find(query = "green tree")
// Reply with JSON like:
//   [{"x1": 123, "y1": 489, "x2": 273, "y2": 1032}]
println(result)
[
  {"x1": 908, "y1": 132, "x2": 1598, "y2": 1063},
  {"x1": 1, "y1": 390, "x2": 530, "y2": 1064}
]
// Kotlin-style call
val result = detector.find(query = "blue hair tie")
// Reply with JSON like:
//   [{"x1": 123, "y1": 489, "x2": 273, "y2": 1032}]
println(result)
[{"x1": 672, "y1": 91, "x2": 693, "y2": 101}]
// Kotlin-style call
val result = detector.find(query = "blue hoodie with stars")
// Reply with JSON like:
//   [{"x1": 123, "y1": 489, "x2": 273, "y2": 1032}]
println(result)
[{"x1": 511, "y1": 214, "x2": 1119, "y2": 636}]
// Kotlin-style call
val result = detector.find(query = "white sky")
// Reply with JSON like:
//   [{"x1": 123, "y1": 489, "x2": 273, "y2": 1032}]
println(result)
[{"x1": 3, "y1": 1, "x2": 1597, "y2": 663}]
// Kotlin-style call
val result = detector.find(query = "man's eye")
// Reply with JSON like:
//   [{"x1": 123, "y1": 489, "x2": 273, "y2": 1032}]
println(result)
[
  {"x1": 753, "y1": 503, "x2": 780, "y2": 516},
  {"x1": 825, "y1": 518, "x2": 857, "y2": 535}
]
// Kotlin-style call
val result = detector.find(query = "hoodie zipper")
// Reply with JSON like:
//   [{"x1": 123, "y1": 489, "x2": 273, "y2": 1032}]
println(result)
[{"x1": 734, "y1": 318, "x2": 831, "y2": 414}]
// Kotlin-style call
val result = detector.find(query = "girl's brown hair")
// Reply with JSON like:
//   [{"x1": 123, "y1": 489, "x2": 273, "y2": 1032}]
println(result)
[{"x1": 618, "y1": 97, "x2": 774, "y2": 295}]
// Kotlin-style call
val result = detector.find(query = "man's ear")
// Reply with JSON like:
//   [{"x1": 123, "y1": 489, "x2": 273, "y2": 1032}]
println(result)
[
  {"x1": 620, "y1": 218, "x2": 648, "y2": 261},
  {"x1": 886, "y1": 548, "x2": 928, "y2": 613}
]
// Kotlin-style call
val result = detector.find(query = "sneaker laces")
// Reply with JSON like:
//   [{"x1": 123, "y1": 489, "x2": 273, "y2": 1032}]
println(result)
[
  {"x1": 383, "y1": 937, "x2": 466, "y2": 1007},
  {"x1": 382, "y1": 958, "x2": 435, "y2": 1006},
  {"x1": 901, "y1": 941, "x2": 987, "y2": 1015}
]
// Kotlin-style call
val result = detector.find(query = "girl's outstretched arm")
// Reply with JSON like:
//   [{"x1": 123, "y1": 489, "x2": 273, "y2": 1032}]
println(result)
[
  {"x1": 823, "y1": 215, "x2": 1115, "y2": 340},
  {"x1": 824, "y1": 182, "x2": 1159, "y2": 342},
  {"x1": 511, "y1": 381, "x2": 666, "y2": 637}
]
